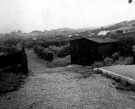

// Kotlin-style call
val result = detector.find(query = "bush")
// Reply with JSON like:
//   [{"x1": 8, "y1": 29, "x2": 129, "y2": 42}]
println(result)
[
  {"x1": 47, "y1": 55, "x2": 70, "y2": 68},
  {"x1": 91, "y1": 62, "x2": 104, "y2": 68},
  {"x1": 57, "y1": 44, "x2": 70, "y2": 58},
  {"x1": 103, "y1": 57, "x2": 113, "y2": 66},
  {"x1": 24, "y1": 39, "x2": 36, "y2": 48},
  {"x1": 112, "y1": 52, "x2": 119, "y2": 61},
  {"x1": 0, "y1": 66, "x2": 26, "y2": 93},
  {"x1": 0, "y1": 37, "x2": 24, "y2": 48},
  {"x1": 92, "y1": 52, "x2": 133, "y2": 68},
  {"x1": 114, "y1": 56, "x2": 133, "y2": 65},
  {"x1": 37, "y1": 39, "x2": 68, "y2": 48},
  {"x1": 117, "y1": 36, "x2": 135, "y2": 56},
  {"x1": 34, "y1": 45, "x2": 53, "y2": 61},
  {"x1": 48, "y1": 45, "x2": 63, "y2": 57}
]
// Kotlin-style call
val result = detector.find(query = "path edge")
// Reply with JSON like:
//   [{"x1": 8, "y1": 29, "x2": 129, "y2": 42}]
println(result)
[{"x1": 93, "y1": 68, "x2": 135, "y2": 85}]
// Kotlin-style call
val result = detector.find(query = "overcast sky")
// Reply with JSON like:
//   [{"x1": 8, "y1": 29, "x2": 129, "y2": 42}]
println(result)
[{"x1": 0, "y1": 0, "x2": 135, "y2": 33}]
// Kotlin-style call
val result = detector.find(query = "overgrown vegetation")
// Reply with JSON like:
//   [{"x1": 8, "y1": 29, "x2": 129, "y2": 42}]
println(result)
[
  {"x1": 34, "y1": 45, "x2": 53, "y2": 61},
  {"x1": 0, "y1": 46, "x2": 28, "y2": 94},
  {"x1": 0, "y1": 66, "x2": 27, "y2": 94},
  {"x1": 0, "y1": 35, "x2": 69, "y2": 49},
  {"x1": 1, "y1": 31, "x2": 135, "y2": 69},
  {"x1": 94, "y1": 70, "x2": 135, "y2": 91},
  {"x1": 56, "y1": 44, "x2": 70, "y2": 58},
  {"x1": 33, "y1": 42, "x2": 70, "y2": 67},
  {"x1": 117, "y1": 35, "x2": 135, "y2": 56},
  {"x1": 92, "y1": 52, "x2": 133, "y2": 68},
  {"x1": 47, "y1": 55, "x2": 70, "y2": 68}
]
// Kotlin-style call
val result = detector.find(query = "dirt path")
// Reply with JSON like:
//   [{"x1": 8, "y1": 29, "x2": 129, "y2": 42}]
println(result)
[{"x1": 0, "y1": 49, "x2": 135, "y2": 109}]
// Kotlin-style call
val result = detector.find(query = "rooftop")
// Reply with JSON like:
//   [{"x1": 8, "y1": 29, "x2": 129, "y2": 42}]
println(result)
[
  {"x1": 68, "y1": 34, "x2": 117, "y2": 43},
  {"x1": 86, "y1": 37, "x2": 117, "y2": 43}
]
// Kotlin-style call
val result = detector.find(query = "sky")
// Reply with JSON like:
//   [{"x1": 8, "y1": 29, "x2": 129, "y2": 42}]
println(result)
[{"x1": 0, "y1": 0, "x2": 135, "y2": 33}]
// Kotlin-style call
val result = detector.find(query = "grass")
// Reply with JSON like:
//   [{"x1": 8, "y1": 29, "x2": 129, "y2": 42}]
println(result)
[
  {"x1": 114, "y1": 57, "x2": 133, "y2": 65},
  {"x1": 1, "y1": 49, "x2": 135, "y2": 109},
  {"x1": 92, "y1": 56, "x2": 133, "y2": 68},
  {"x1": 94, "y1": 69, "x2": 135, "y2": 92},
  {"x1": 65, "y1": 65, "x2": 93, "y2": 79},
  {"x1": 0, "y1": 66, "x2": 27, "y2": 94},
  {"x1": 47, "y1": 55, "x2": 71, "y2": 68}
]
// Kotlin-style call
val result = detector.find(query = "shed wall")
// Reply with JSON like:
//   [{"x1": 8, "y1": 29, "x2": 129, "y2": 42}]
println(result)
[
  {"x1": 70, "y1": 38, "x2": 117, "y2": 66},
  {"x1": 70, "y1": 39, "x2": 98, "y2": 65}
]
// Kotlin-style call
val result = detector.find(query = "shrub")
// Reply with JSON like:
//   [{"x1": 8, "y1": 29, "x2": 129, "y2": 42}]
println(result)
[
  {"x1": 47, "y1": 55, "x2": 70, "y2": 68},
  {"x1": 0, "y1": 66, "x2": 26, "y2": 93},
  {"x1": 48, "y1": 45, "x2": 63, "y2": 57},
  {"x1": 0, "y1": 37, "x2": 24, "y2": 48},
  {"x1": 34, "y1": 45, "x2": 53, "y2": 61},
  {"x1": 24, "y1": 39, "x2": 36, "y2": 48},
  {"x1": 103, "y1": 57, "x2": 113, "y2": 66},
  {"x1": 91, "y1": 62, "x2": 104, "y2": 68},
  {"x1": 37, "y1": 39, "x2": 68, "y2": 48},
  {"x1": 114, "y1": 56, "x2": 133, "y2": 65},
  {"x1": 112, "y1": 52, "x2": 119, "y2": 61},
  {"x1": 57, "y1": 44, "x2": 70, "y2": 58},
  {"x1": 117, "y1": 36, "x2": 135, "y2": 56}
]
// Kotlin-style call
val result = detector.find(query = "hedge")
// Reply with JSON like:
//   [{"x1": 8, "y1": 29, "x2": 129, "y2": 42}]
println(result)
[
  {"x1": 117, "y1": 36, "x2": 135, "y2": 56},
  {"x1": 57, "y1": 44, "x2": 70, "y2": 58},
  {"x1": 34, "y1": 45, "x2": 53, "y2": 61}
]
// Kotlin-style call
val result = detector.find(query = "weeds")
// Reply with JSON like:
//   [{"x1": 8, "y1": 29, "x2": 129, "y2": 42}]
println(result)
[
  {"x1": 94, "y1": 70, "x2": 135, "y2": 92},
  {"x1": 34, "y1": 45, "x2": 53, "y2": 61},
  {"x1": 0, "y1": 67, "x2": 27, "y2": 94},
  {"x1": 92, "y1": 52, "x2": 133, "y2": 68},
  {"x1": 47, "y1": 55, "x2": 71, "y2": 68}
]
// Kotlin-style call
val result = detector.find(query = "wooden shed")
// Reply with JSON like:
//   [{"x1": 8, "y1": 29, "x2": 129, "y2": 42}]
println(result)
[{"x1": 69, "y1": 35, "x2": 117, "y2": 66}]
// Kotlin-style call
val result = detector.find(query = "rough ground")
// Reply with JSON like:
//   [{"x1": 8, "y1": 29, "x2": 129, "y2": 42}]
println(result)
[{"x1": 0, "y1": 49, "x2": 135, "y2": 109}]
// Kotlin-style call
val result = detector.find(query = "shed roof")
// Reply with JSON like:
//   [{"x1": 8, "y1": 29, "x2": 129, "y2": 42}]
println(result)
[
  {"x1": 68, "y1": 34, "x2": 117, "y2": 43},
  {"x1": 86, "y1": 37, "x2": 117, "y2": 43}
]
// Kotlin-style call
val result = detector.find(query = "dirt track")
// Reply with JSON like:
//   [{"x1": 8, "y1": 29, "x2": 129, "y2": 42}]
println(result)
[{"x1": 0, "y1": 49, "x2": 135, "y2": 109}]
